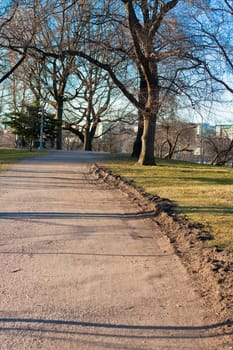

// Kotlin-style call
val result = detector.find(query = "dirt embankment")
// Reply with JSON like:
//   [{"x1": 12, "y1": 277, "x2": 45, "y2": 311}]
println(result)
[{"x1": 90, "y1": 164, "x2": 233, "y2": 327}]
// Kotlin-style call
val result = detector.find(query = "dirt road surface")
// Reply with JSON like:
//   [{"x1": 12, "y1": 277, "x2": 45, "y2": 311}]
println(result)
[{"x1": 0, "y1": 151, "x2": 231, "y2": 349}]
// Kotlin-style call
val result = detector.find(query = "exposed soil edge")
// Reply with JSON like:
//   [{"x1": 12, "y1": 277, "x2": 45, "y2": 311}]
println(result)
[{"x1": 89, "y1": 163, "x2": 233, "y2": 326}]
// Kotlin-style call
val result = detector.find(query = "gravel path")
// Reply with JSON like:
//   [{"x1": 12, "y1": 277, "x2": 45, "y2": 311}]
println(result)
[{"x1": 0, "y1": 151, "x2": 229, "y2": 349}]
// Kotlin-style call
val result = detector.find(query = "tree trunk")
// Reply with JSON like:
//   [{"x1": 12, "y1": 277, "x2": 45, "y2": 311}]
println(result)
[
  {"x1": 132, "y1": 66, "x2": 147, "y2": 159},
  {"x1": 132, "y1": 115, "x2": 143, "y2": 158},
  {"x1": 136, "y1": 72, "x2": 159, "y2": 165},
  {"x1": 56, "y1": 98, "x2": 63, "y2": 150},
  {"x1": 83, "y1": 130, "x2": 92, "y2": 151},
  {"x1": 137, "y1": 116, "x2": 156, "y2": 165},
  {"x1": 83, "y1": 119, "x2": 100, "y2": 151},
  {"x1": 83, "y1": 120, "x2": 92, "y2": 151}
]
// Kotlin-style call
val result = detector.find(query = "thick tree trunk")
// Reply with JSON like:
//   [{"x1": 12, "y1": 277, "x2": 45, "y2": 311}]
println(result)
[
  {"x1": 83, "y1": 121, "x2": 99, "y2": 151},
  {"x1": 132, "y1": 115, "x2": 143, "y2": 158},
  {"x1": 83, "y1": 121, "x2": 92, "y2": 151},
  {"x1": 136, "y1": 75, "x2": 159, "y2": 165},
  {"x1": 56, "y1": 98, "x2": 63, "y2": 150},
  {"x1": 83, "y1": 130, "x2": 92, "y2": 151},
  {"x1": 132, "y1": 66, "x2": 147, "y2": 159},
  {"x1": 137, "y1": 116, "x2": 156, "y2": 166}
]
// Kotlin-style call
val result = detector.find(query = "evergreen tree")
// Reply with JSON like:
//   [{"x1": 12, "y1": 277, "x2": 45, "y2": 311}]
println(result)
[{"x1": 5, "y1": 104, "x2": 57, "y2": 150}]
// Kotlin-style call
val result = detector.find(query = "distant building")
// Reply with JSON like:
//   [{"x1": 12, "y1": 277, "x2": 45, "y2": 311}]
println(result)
[
  {"x1": 216, "y1": 125, "x2": 233, "y2": 139},
  {"x1": 94, "y1": 120, "x2": 137, "y2": 153},
  {"x1": 196, "y1": 123, "x2": 215, "y2": 137}
]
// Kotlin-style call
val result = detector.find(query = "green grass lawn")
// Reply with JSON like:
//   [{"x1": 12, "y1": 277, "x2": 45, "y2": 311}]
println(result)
[
  {"x1": 104, "y1": 154, "x2": 233, "y2": 251},
  {"x1": 0, "y1": 148, "x2": 49, "y2": 172}
]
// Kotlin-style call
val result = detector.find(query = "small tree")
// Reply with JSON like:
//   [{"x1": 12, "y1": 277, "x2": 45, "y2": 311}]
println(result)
[
  {"x1": 205, "y1": 135, "x2": 233, "y2": 166},
  {"x1": 155, "y1": 116, "x2": 197, "y2": 159},
  {"x1": 5, "y1": 104, "x2": 57, "y2": 150}
]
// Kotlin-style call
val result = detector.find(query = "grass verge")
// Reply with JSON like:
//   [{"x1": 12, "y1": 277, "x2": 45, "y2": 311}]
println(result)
[
  {"x1": 0, "y1": 148, "x2": 49, "y2": 172},
  {"x1": 103, "y1": 154, "x2": 233, "y2": 251}
]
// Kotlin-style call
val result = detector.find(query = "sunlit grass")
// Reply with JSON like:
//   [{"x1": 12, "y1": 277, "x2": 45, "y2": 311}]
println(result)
[
  {"x1": 0, "y1": 148, "x2": 49, "y2": 171},
  {"x1": 104, "y1": 154, "x2": 233, "y2": 250}
]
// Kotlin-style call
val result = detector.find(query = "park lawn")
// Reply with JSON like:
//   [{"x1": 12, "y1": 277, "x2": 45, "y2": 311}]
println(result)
[
  {"x1": 0, "y1": 148, "x2": 49, "y2": 172},
  {"x1": 104, "y1": 155, "x2": 233, "y2": 251}
]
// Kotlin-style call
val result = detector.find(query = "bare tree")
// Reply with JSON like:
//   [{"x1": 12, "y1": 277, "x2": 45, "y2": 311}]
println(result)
[
  {"x1": 0, "y1": 1, "x2": 43, "y2": 84},
  {"x1": 186, "y1": 0, "x2": 233, "y2": 95},
  {"x1": 30, "y1": 1, "x2": 184, "y2": 164},
  {"x1": 1, "y1": 1, "x2": 123, "y2": 151},
  {"x1": 63, "y1": 60, "x2": 118, "y2": 151},
  {"x1": 205, "y1": 134, "x2": 233, "y2": 166},
  {"x1": 33, "y1": 2, "x2": 85, "y2": 149},
  {"x1": 156, "y1": 115, "x2": 197, "y2": 159},
  {"x1": 4, "y1": 0, "x2": 231, "y2": 164},
  {"x1": 0, "y1": 1, "x2": 26, "y2": 84},
  {"x1": 65, "y1": 1, "x2": 214, "y2": 165},
  {"x1": 110, "y1": 1, "x2": 181, "y2": 165}
]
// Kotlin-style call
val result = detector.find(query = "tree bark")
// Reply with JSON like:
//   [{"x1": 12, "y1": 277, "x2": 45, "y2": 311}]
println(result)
[
  {"x1": 84, "y1": 125, "x2": 92, "y2": 151},
  {"x1": 132, "y1": 119, "x2": 143, "y2": 158},
  {"x1": 56, "y1": 97, "x2": 63, "y2": 150},
  {"x1": 137, "y1": 116, "x2": 156, "y2": 165},
  {"x1": 132, "y1": 65, "x2": 146, "y2": 159}
]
